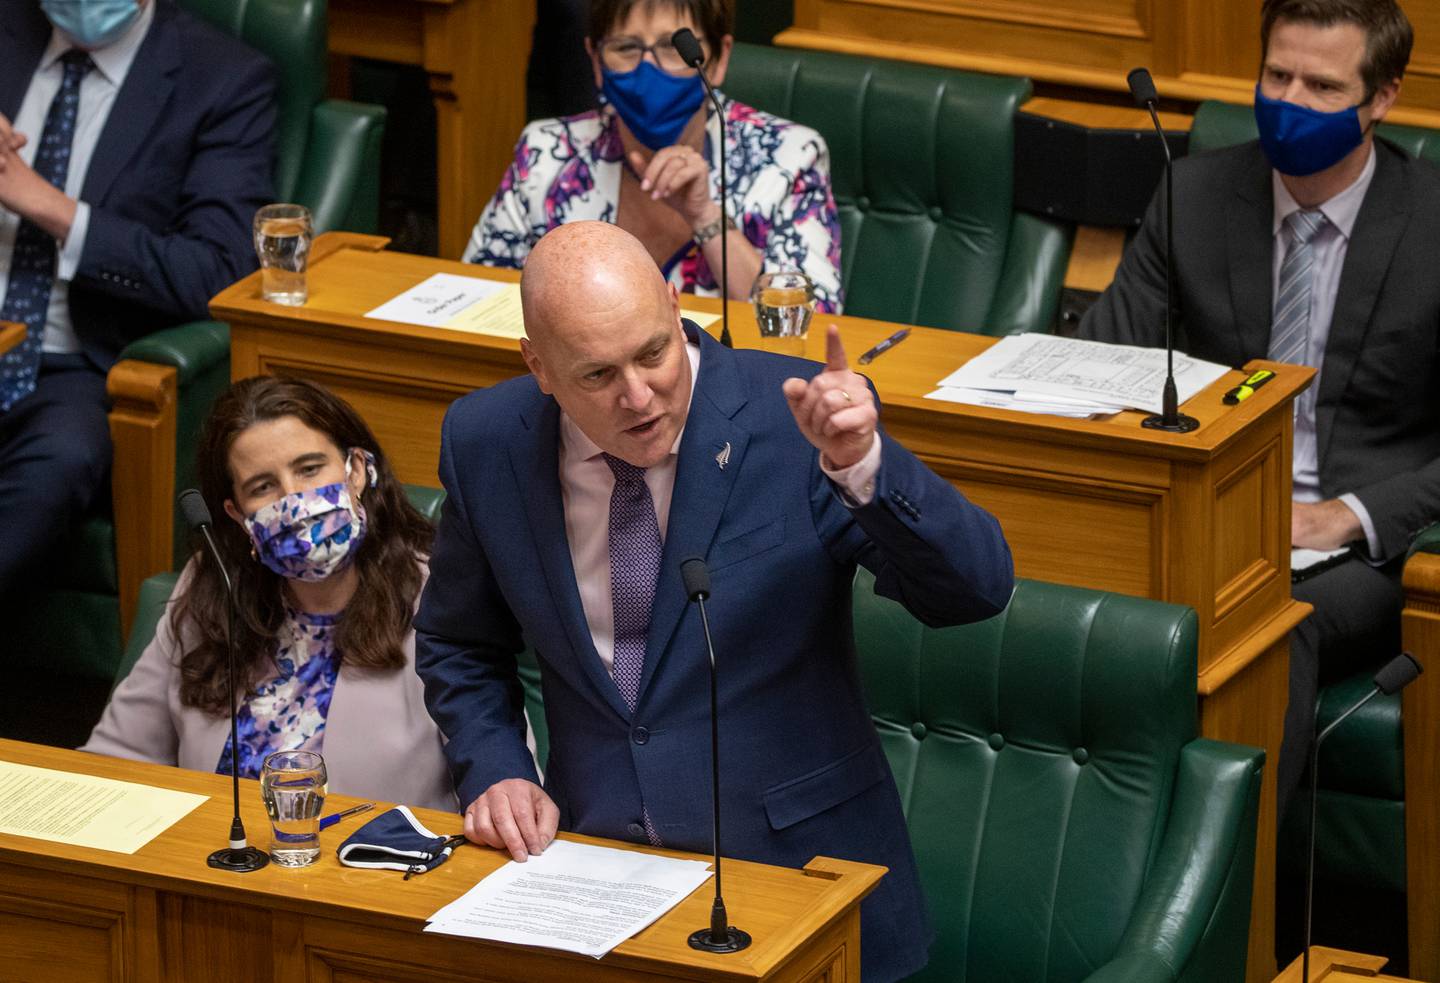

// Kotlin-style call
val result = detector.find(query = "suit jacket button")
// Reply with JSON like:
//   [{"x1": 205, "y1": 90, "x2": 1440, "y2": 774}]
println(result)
[
  {"x1": 627, "y1": 822, "x2": 645, "y2": 838},
  {"x1": 632, "y1": 726, "x2": 649, "y2": 745}
]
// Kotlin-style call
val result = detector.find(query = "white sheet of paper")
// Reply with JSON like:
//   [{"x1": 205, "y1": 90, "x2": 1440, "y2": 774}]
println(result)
[
  {"x1": 425, "y1": 839, "x2": 713, "y2": 959},
  {"x1": 0, "y1": 760, "x2": 207, "y2": 854},
  {"x1": 1292, "y1": 546, "x2": 1351, "y2": 574},
  {"x1": 937, "y1": 334, "x2": 1229, "y2": 415},
  {"x1": 924, "y1": 386, "x2": 1109, "y2": 418},
  {"x1": 365, "y1": 273, "x2": 723, "y2": 341}
]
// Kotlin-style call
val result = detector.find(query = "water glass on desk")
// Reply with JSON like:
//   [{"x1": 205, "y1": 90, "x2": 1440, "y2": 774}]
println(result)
[
  {"x1": 751, "y1": 270, "x2": 815, "y2": 356},
  {"x1": 253, "y1": 203, "x2": 312, "y2": 306},
  {"x1": 261, "y1": 750, "x2": 327, "y2": 867}
]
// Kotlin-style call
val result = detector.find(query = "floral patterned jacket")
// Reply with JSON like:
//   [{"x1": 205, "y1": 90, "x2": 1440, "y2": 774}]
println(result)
[{"x1": 463, "y1": 93, "x2": 844, "y2": 313}]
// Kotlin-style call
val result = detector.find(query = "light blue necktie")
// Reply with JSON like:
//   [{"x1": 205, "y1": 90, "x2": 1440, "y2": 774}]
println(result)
[
  {"x1": 0, "y1": 50, "x2": 94, "y2": 412},
  {"x1": 1268, "y1": 208, "x2": 1327, "y2": 415},
  {"x1": 604, "y1": 452, "x2": 663, "y2": 845}
]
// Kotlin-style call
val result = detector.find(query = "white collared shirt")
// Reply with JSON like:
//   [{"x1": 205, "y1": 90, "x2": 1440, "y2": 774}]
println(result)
[
  {"x1": 0, "y1": 1, "x2": 155, "y2": 354},
  {"x1": 1270, "y1": 144, "x2": 1380, "y2": 555},
  {"x1": 558, "y1": 339, "x2": 880, "y2": 673}
]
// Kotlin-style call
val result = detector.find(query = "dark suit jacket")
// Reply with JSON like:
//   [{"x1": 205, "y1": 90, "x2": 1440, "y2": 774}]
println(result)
[
  {"x1": 1081, "y1": 139, "x2": 1440, "y2": 561},
  {"x1": 0, "y1": 0, "x2": 276, "y2": 371},
  {"x1": 415, "y1": 323, "x2": 1014, "y2": 981}
]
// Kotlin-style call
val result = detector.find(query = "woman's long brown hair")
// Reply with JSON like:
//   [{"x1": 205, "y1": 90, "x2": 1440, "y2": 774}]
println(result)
[{"x1": 172, "y1": 376, "x2": 434, "y2": 714}]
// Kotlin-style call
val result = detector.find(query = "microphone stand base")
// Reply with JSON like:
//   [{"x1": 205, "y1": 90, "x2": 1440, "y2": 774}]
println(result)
[
  {"x1": 1141, "y1": 412, "x2": 1199, "y2": 433},
  {"x1": 207, "y1": 846, "x2": 270, "y2": 872},
  {"x1": 688, "y1": 926, "x2": 752, "y2": 953}
]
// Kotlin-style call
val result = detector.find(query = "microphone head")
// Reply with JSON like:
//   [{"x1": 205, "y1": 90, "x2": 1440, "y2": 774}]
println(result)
[
  {"x1": 680, "y1": 557, "x2": 711, "y2": 601},
  {"x1": 1374, "y1": 652, "x2": 1423, "y2": 695},
  {"x1": 671, "y1": 27, "x2": 705, "y2": 68},
  {"x1": 178, "y1": 488, "x2": 214, "y2": 530},
  {"x1": 1126, "y1": 67, "x2": 1159, "y2": 107}
]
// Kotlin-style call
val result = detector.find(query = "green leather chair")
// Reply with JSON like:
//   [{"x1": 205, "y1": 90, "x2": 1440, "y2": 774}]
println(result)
[
  {"x1": 723, "y1": 43, "x2": 1072, "y2": 336},
  {"x1": 115, "y1": 485, "x2": 552, "y2": 771},
  {"x1": 1, "y1": 0, "x2": 388, "y2": 748},
  {"x1": 853, "y1": 568, "x2": 1263, "y2": 981},
  {"x1": 1188, "y1": 99, "x2": 1436, "y2": 964}
]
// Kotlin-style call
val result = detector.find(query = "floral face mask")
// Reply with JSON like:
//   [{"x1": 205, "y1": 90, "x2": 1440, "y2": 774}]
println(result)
[{"x1": 242, "y1": 448, "x2": 378, "y2": 582}]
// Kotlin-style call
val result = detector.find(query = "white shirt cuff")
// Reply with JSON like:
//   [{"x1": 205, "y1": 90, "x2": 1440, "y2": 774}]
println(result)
[
  {"x1": 820, "y1": 433, "x2": 882, "y2": 507},
  {"x1": 1338, "y1": 492, "x2": 1382, "y2": 560},
  {"x1": 56, "y1": 201, "x2": 89, "y2": 282}
]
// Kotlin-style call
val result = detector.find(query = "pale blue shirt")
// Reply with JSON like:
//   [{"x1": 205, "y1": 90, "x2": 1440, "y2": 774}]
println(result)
[
  {"x1": 0, "y1": 2, "x2": 155, "y2": 355},
  {"x1": 1270, "y1": 144, "x2": 1380, "y2": 557}
]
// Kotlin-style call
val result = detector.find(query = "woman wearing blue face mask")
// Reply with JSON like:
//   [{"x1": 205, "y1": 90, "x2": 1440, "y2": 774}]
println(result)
[
  {"x1": 83, "y1": 377, "x2": 480, "y2": 811},
  {"x1": 464, "y1": 0, "x2": 843, "y2": 313}
]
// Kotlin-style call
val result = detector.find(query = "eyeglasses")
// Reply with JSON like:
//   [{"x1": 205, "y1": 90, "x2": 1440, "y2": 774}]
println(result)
[{"x1": 598, "y1": 35, "x2": 706, "y2": 75}]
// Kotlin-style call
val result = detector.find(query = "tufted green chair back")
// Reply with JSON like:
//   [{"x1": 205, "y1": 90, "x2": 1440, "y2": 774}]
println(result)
[
  {"x1": 852, "y1": 568, "x2": 1261, "y2": 981},
  {"x1": 1189, "y1": 99, "x2": 1440, "y2": 166},
  {"x1": 723, "y1": 44, "x2": 1071, "y2": 335}
]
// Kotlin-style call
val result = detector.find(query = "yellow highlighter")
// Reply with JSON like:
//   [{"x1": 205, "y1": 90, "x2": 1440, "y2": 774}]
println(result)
[{"x1": 1222, "y1": 369, "x2": 1276, "y2": 405}]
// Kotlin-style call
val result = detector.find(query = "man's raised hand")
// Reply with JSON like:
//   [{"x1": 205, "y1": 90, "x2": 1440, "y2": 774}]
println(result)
[{"x1": 782, "y1": 324, "x2": 877, "y2": 470}]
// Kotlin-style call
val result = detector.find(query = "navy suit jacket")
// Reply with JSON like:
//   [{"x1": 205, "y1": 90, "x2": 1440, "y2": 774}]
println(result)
[
  {"x1": 0, "y1": 0, "x2": 276, "y2": 371},
  {"x1": 415, "y1": 324, "x2": 1014, "y2": 981}
]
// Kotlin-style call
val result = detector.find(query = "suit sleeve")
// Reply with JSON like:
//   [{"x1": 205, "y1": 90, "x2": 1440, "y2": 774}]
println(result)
[
  {"x1": 1350, "y1": 458, "x2": 1440, "y2": 561},
  {"x1": 413, "y1": 406, "x2": 541, "y2": 808},
  {"x1": 74, "y1": 52, "x2": 278, "y2": 322},
  {"x1": 813, "y1": 390, "x2": 1015, "y2": 627},
  {"x1": 1077, "y1": 179, "x2": 1170, "y2": 347}
]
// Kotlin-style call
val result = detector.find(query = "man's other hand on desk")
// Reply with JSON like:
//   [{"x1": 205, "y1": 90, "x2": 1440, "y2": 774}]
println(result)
[
  {"x1": 1293, "y1": 498, "x2": 1363, "y2": 551},
  {"x1": 465, "y1": 778, "x2": 560, "y2": 862}
]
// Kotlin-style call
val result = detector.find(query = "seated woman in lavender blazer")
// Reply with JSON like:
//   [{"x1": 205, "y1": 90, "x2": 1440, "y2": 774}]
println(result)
[{"x1": 84, "y1": 377, "x2": 460, "y2": 811}]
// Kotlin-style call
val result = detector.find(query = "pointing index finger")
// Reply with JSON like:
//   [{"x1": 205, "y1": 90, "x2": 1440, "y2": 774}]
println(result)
[{"x1": 825, "y1": 324, "x2": 848, "y2": 372}]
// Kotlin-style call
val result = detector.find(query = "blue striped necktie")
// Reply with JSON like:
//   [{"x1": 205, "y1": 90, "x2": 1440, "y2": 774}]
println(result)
[
  {"x1": 1268, "y1": 208, "x2": 1327, "y2": 414},
  {"x1": 0, "y1": 50, "x2": 94, "y2": 412}
]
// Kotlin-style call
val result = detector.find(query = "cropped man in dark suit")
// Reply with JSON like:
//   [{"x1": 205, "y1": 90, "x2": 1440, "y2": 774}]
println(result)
[
  {"x1": 0, "y1": 0, "x2": 276, "y2": 595},
  {"x1": 415, "y1": 221, "x2": 1013, "y2": 981},
  {"x1": 1080, "y1": 0, "x2": 1433, "y2": 814}
]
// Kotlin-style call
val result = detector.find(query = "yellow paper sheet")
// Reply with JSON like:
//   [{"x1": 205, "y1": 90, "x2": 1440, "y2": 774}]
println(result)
[
  {"x1": 0, "y1": 760, "x2": 207, "y2": 854},
  {"x1": 435, "y1": 282, "x2": 723, "y2": 339}
]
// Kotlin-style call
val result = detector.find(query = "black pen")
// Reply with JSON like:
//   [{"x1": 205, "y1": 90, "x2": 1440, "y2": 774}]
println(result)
[{"x1": 857, "y1": 328, "x2": 911, "y2": 365}]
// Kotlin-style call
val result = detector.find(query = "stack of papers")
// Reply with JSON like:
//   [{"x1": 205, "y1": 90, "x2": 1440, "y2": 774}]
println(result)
[
  {"x1": 426, "y1": 839, "x2": 714, "y2": 959},
  {"x1": 366, "y1": 273, "x2": 722, "y2": 340},
  {"x1": 926, "y1": 334, "x2": 1229, "y2": 418}
]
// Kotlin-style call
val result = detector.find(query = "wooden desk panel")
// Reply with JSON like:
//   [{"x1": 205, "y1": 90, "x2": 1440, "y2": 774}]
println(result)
[
  {"x1": 0, "y1": 740, "x2": 877, "y2": 983},
  {"x1": 198, "y1": 237, "x2": 1313, "y2": 980}
]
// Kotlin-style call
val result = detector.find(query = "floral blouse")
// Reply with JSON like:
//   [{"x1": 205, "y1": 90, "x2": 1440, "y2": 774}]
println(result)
[
  {"x1": 216, "y1": 608, "x2": 342, "y2": 779},
  {"x1": 463, "y1": 93, "x2": 844, "y2": 314}
]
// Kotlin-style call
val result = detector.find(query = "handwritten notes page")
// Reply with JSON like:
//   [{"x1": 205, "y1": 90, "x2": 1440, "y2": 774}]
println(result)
[
  {"x1": 426, "y1": 839, "x2": 713, "y2": 958},
  {"x1": 0, "y1": 760, "x2": 207, "y2": 854}
]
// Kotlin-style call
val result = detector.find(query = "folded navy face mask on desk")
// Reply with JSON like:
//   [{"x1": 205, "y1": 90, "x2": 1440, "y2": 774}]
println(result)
[{"x1": 336, "y1": 806, "x2": 465, "y2": 877}]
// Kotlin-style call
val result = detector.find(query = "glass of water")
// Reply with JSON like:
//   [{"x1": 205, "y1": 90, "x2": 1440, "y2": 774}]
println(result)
[
  {"x1": 751, "y1": 270, "x2": 815, "y2": 356},
  {"x1": 253, "y1": 203, "x2": 313, "y2": 306},
  {"x1": 260, "y1": 749, "x2": 327, "y2": 867}
]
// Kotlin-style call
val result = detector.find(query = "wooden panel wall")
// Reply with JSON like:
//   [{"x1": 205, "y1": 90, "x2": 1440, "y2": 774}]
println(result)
[{"x1": 781, "y1": 0, "x2": 1440, "y2": 127}]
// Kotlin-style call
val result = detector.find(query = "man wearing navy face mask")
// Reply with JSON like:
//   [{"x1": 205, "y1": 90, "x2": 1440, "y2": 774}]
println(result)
[
  {"x1": 1081, "y1": 0, "x2": 1437, "y2": 817},
  {"x1": 0, "y1": 0, "x2": 275, "y2": 601}
]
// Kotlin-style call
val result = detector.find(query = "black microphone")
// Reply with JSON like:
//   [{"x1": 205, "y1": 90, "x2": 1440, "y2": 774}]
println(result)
[
  {"x1": 1301, "y1": 652, "x2": 1422, "y2": 979},
  {"x1": 1127, "y1": 67, "x2": 1197, "y2": 434},
  {"x1": 680, "y1": 557, "x2": 750, "y2": 953},
  {"x1": 672, "y1": 27, "x2": 733, "y2": 349},
  {"x1": 180, "y1": 489, "x2": 269, "y2": 873}
]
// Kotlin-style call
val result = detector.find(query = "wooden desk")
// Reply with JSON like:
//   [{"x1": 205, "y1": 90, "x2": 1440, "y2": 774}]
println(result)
[
  {"x1": 191, "y1": 235, "x2": 1308, "y2": 980},
  {"x1": 0, "y1": 739, "x2": 879, "y2": 982},
  {"x1": 0, "y1": 320, "x2": 23, "y2": 356},
  {"x1": 328, "y1": 0, "x2": 535, "y2": 259},
  {"x1": 1273, "y1": 947, "x2": 1421, "y2": 982}
]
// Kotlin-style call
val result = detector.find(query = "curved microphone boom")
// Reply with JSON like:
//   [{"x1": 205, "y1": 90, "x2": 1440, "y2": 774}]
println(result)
[
  {"x1": 180, "y1": 489, "x2": 269, "y2": 873},
  {"x1": 680, "y1": 557, "x2": 750, "y2": 953},
  {"x1": 1127, "y1": 67, "x2": 1197, "y2": 433},
  {"x1": 672, "y1": 28, "x2": 733, "y2": 348},
  {"x1": 1301, "y1": 652, "x2": 1422, "y2": 979}
]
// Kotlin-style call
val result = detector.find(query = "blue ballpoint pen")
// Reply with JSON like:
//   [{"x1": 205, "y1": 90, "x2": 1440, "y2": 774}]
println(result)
[
  {"x1": 319, "y1": 802, "x2": 374, "y2": 831},
  {"x1": 857, "y1": 328, "x2": 911, "y2": 365}
]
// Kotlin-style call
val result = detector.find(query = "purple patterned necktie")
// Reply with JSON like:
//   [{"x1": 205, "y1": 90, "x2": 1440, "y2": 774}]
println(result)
[
  {"x1": 603, "y1": 452, "x2": 663, "y2": 845},
  {"x1": 0, "y1": 50, "x2": 93, "y2": 412}
]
